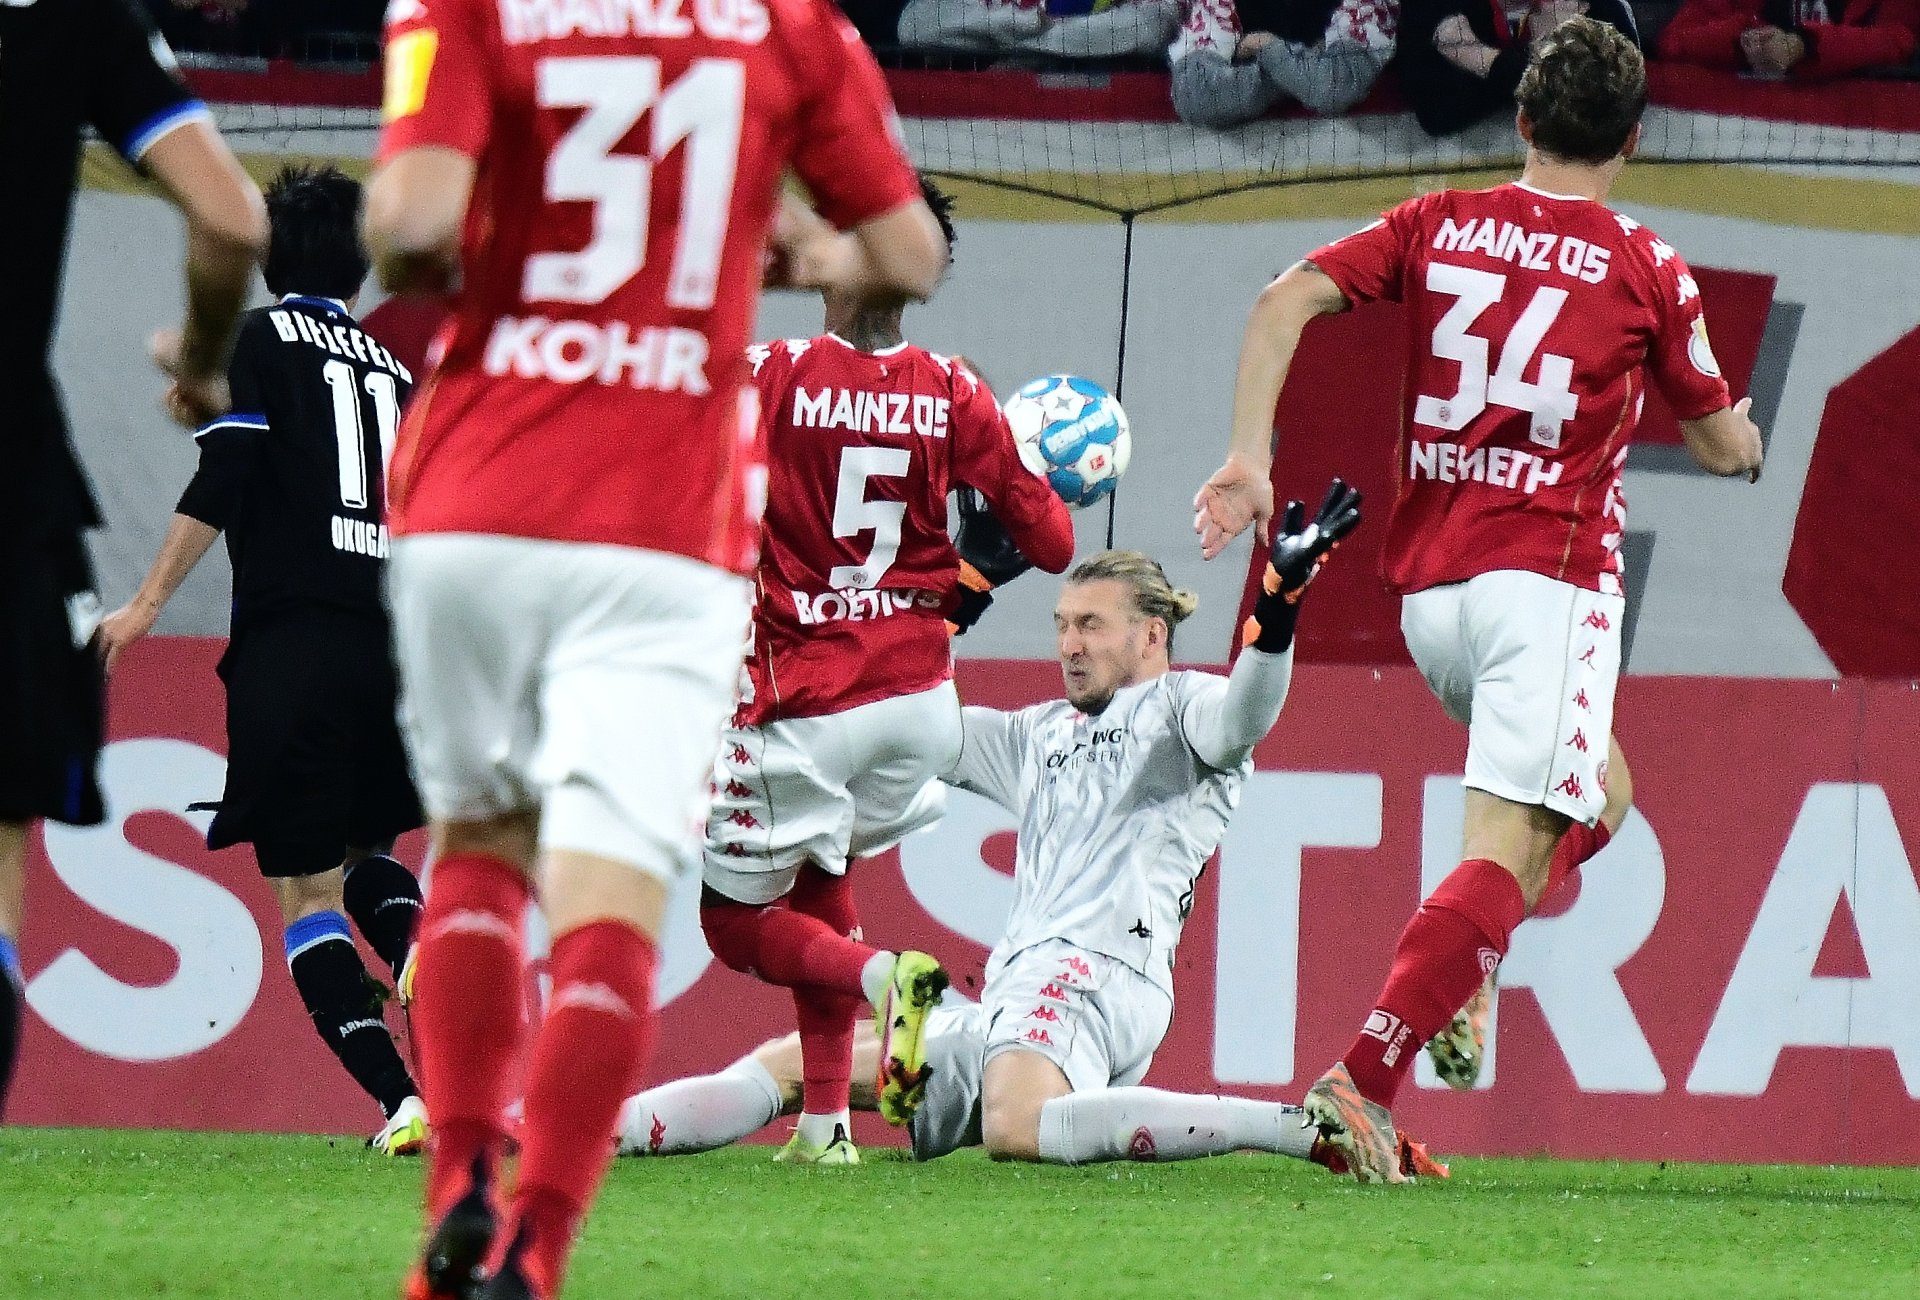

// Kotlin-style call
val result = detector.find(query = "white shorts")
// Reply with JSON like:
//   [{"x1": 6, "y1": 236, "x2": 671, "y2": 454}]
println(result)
[
  {"x1": 909, "y1": 940, "x2": 1173, "y2": 1161},
  {"x1": 1400, "y1": 569, "x2": 1623, "y2": 826},
  {"x1": 388, "y1": 534, "x2": 750, "y2": 882},
  {"x1": 702, "y1": 683, "x2": 961, "y2": 905}
]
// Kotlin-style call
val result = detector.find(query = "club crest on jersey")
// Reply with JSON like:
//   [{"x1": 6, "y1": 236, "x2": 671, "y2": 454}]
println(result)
[{"x1": 1688, "y1": 316, "x2": 1722, "y2": 378}]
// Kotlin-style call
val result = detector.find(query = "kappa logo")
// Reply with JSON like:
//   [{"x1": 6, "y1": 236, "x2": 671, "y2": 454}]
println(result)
[
  {"x1": 1128, "y1": 1127, "x2": 1158, "y2": 1160},
  {"x1": 551, "y1": 980, "x2": 636, "y2": 1019},
  {"x1": 1567, "y1": 729, "x2": 1590, "y2": 754},
  {"x1": 1064, "y1": 957, "x2": 1093, "y2": 979},
  {"x1": 1582, "y1": 610, "x2": 1612, "y2": 631},
  {"x1": 1572, "y1": 688, "x2": 1591, "y2": 711},
  {"x1": 648, "y1": 1114, "x2": 667, "y2": 1154},
  {"x1": 1024, "y1": 1027, "x2": 1055, "y2": 1047},
  {"x1": 728, "y1": 744, "x2": 752, "y2": 766},
  {"x1": 1037, "y1": 982, "x2": 1069, "y2": 1003},
  {"x1": 723, "y1": 843, "x2": 749, "y2": 857},
  {"x1": 1026, "y1": 1006, "x2": 1062, "y2": 1023},
  {"x1": 724, "y1": 780, "x2": 753, "y2": 799},
  {"x1": 1555, "y1": 772, "x2": 1586, "y2": 801},
  {"x1": 726, "y1": 809, "x2": 760, "y2": 829},
  {"x1": 1577, "y1": 645, "x2": 1598, "y2": 668}
]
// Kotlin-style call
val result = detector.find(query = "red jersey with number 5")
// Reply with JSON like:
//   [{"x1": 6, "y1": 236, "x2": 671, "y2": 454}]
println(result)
[
  {"x1": 738, "y1": 335, "x2": 1075, "y2": 724},
  {"x1": 1307, "y1": 182, "x2": 1731, "y2": 597},
  {"x1": 375, "y1": 0, "x2": 922, "y2": 575}
]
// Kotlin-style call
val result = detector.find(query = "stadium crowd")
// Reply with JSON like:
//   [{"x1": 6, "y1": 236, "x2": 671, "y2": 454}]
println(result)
[{"x1": 149, "y1": 0, "x2": 1920, "y2": 131}]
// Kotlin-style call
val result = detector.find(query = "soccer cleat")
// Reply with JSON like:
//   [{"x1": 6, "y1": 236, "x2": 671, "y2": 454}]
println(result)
[
  {"x1": 405, "y1": 1156, "x2": 497, "y2": 1300},
  {"x1": 398, "y1": 944, "x2": 419, "y2": 1008},
  {"x1": 372, "y1": 1095, "x2": 430, "y2": 1157},
  {"x1": 1309, "y1": 1131, "x2": 1449, "y2": 1181},
  {"x1": 871, "y1": 950, "x2": 949, "y2": 1126},
  {"x1": 1425, "y1": 970, "x2": 1494, "y2": 1091},
  {"x1": 772, "y1": 1123, "x2": 860, "y2": 1165},
  {"x1": 1302, "y1": 1062, "x2": 1408, "y2": 1185}
]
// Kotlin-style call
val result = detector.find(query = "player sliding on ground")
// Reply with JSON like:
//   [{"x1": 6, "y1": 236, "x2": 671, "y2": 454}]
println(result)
[
  {"x1": 1195, "y1": 19, "x2": 1764, "y2": 1183},
  {"x1": 622, "y1": 532, "x2": 1443, "y2": 1177},
  {"x1": 367, "y1": 0, "x2": 948, "y2": 1293},
  {"x1": 698, "y1": 178, "x2": 1076, "y2": 1165}
]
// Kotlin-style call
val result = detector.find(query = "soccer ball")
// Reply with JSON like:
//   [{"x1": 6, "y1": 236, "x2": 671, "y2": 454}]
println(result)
[{"x1": 1004, "y1": 374, "x2": 1132, "y2": 509}]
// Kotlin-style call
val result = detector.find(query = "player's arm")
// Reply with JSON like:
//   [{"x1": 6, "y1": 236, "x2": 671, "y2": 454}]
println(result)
[
  {"x1": 1680, "y1": 399, "x2": 1764, "y2": 482},
  {"x1": 783, "y1": 4, "x2": 947, "y2": 304},
  {"x1": 1193, "y1": 262, "x2": 1350, "y2": 558},
  {"x1": 97, "y1": 514, "x2": 221, "y2": 674},
  {"x1": 944, "y1": 705, "x2": 1031, "y2": 812},
  {"x1": 1182, "y1": 479, "x2": 1361, "y2": 769},
  {"x1": 83, "y1": 0, "x2": 266, "y2": 429},
  {"x1": 365, "y1": 0, "x2": 493, "y2": 295}
]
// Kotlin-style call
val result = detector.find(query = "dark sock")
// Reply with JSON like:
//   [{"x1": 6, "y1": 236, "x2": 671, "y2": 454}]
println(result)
[
  {"x1": 342, "y1": 854, "x2": 424, "y2": 979},
  {"x1": 286, "y1": 911, "x2": 417, "y2": 1118},
  {"x1": 1, "y1": 935, "x2": 21, "y2": 1121}
]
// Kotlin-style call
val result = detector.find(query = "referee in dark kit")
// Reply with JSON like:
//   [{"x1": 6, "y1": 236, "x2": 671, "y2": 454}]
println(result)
[
  {"x1": 101, "y1": 165, "x2": 432, "y2": 1156},
  {"x1": 0, "y1": 0, "x2": 265, "y2": 1118}
]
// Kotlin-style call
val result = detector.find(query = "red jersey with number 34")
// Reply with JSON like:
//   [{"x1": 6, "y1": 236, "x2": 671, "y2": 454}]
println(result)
[
  {"x1": 376, "y1": 0, "x2": 921, "y2": 574},
  {"x1": 738, "y1": 335, "x2": 1075, "y2": 725},
  {"x1": 1308, "y1": 182, "x2": 1732, "y2": 597}
]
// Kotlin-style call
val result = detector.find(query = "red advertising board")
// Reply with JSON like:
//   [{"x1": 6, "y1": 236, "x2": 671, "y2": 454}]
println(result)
[{"x1": 13, "y1": 640, "x2": 1920, "y2": 1165}]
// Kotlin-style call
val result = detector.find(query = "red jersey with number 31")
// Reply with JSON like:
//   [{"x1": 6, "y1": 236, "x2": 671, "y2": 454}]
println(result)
[
  {"x1": 1308, "y1": 182, "x2": 1732, "y2": 598},
  {"x1": 737, "y1": 335, "x2": 1075, "y2": 725},
  {"x1": 376, "y1": 0, "x2": 921, "y2": 574}
]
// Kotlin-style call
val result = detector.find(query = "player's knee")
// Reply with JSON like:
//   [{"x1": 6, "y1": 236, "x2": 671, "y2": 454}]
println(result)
[
  {"x1": 437, "y1": 813, "x2": 538, "y2": 870},
  {"x1": 980, "y1": 1095, "x2": 1043, "y2": 1162},
  {"x1": 1601, "y1": 743, "x2": 1634, "y2": 835},
  {"x1": 698, "y1": 889, "x2": 759, "y2": 973}
]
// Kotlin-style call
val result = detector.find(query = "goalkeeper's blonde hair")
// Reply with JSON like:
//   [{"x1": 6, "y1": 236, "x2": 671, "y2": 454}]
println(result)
[{"x1": 1067, "y1": 550, "x2": 1199, "y2": 651}]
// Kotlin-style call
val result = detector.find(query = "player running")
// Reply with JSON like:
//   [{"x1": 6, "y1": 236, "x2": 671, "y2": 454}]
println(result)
[
  {"x1": 99, "y1": 166, "x2": 429, "y2": 1156},
  {"x1": 698, "y1": 179, "x2": 1076, "y2": 1166},
  {"x1": 0, "y1": 0, "x2": 264, "y2": 1119},
  {"x1": 366, "y1": 0, "x2": 948, "y2": 1293},
  {"x1": 625, "y1": 527, "x2": 1442, "y2": 1178},
  {"x1": 1195, "y1": 19, "x2": 1763, "y2": 1182}
]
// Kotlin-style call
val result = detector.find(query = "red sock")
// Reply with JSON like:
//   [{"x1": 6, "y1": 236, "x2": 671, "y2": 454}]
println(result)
[
  {"x1": 1343, "y1": 859, "x2": 1526, "y2": 1108},
  {"x1": 700, "y1": 890, "x2": 878, "y2": 998},
  {"x1": 789, "y1": 869, "x2": 863, "y2": 1116},
  {"x1": 512, "y1": 920, "x2": 659, "y2": 1296},
  {"x1": 1543, "y1": 819, "x2": 1613, "y2": 902},
  {"x1": 413, "y1": 852, "x2": 530, "y2": 1220}
]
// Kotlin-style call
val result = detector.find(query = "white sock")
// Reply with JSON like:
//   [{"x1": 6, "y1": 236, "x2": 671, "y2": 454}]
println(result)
[
  {"x1": 617, "y1": 1057, "x2": 783, "y2": 1156},
  {"x1": 859, "y1": 951, "x2": 896, "y2": 1008},
  {"x1": 1036, "y1": 1088, "x2": 1319, "y2": 1165},
  {"x1": 796, "y1": 1109, "x2": 852, "y2": 1146}
]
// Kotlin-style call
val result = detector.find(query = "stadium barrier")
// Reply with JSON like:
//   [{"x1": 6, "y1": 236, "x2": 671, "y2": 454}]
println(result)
[{"x1": 14, "y1": 640, "x2": 1919, "y2": 1165}]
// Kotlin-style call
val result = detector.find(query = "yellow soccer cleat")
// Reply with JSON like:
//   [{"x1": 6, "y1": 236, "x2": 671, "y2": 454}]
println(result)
[
  {"x1": 872, "y1": 950, "x2": 949, "y2": 1126},
  {"x1": 371, "y1": 1095, "x2": 430, "y2": 1157},
  {"x1": 397, "y1": 944, "x2": 419, "y2": 1008},
  {"x1": 772, "y1": 1123, "x2": 860, "y2": 1165},
  {"x1": 1426, "y1": 971, "x2": 1494, "y2": 1091}
]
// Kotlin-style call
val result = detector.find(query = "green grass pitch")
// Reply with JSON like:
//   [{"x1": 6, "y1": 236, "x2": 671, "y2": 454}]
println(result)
[{"x1": 4, "y1": 1128, "x2": 1916, "y2": 1299}]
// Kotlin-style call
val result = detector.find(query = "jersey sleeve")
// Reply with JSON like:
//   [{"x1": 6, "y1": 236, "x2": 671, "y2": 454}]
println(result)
[
  {"x1": 948, "y1": 363, "x2": 1076, "y2": 575},
  {"x1": 1641, "y1": 242, "x2": 1733, "y2": 422},
  {"x1": 377, "y1": 0, "x2": 495, "y2": 164},
  {"x1": 177, "y1": 317, "x2": 273, "y2": 527},
  {"x1": 83, "y1": 0, "x2": 210, "y2": 167},
  {"x1": 1304, "y1": 194, "x2": 1429, "y2": 307},
  {"x1": 786, "y1": 2, "x2": 923, "y2": 230},
  {"x1": 947, "y1": 705, "x2": 1031, "y2": 812}
]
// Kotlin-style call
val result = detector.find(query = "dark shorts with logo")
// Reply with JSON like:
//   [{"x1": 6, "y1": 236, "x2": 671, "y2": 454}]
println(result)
[
  {"x1": 209, "y1": 612, "x2": 423, "y2": 877},
  {"x1": 0, "y1": 530, "x2": 106, "y2": 827}
]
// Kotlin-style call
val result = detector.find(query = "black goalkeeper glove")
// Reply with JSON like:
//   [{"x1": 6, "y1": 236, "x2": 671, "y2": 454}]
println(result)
[
  {"x1": 945, "y1": 487, "x2": 1036, "y2": 636},
  {"x1": 1240, "y1": 477, "x2": 1362, "y2": 654}
]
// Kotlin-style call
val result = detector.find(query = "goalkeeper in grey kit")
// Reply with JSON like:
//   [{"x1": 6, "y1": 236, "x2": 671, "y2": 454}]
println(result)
[{"x1": 622, "y1": 481, "x2": 1442, "y2": 1176}]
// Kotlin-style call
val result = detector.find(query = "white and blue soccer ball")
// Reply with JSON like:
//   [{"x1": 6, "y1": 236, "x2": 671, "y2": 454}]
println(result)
[{"x1": 1004, "y1": 374, "x2": 1132, "y2": 509}]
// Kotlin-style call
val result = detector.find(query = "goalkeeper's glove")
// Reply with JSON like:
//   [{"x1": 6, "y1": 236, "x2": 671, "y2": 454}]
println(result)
[
  {"x1": 1240, "y1": 477, "x2": 1362, "y2": 654},
  {"x1": 945, "y1": 487, "x2": 1035, "y2": 635}
]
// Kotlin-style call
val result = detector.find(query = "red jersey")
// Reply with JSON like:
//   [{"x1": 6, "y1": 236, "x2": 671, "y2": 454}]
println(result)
[
  {"x1": 1308, "y1": 182, "x2": 1731, "y2": 597},
  {"x1": 376, "y1": 0, "x2": 922, "y2": 574},
  {"x1": 738, "y1": 334, "x2": 1074, "y2": 724}
]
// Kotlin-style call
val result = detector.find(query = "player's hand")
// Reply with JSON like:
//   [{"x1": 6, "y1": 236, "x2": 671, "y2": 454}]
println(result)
[
  {"x1": 943, "y1": 559, "x2": 997, "y2": 637},
  {"x1": 955, "y1": 486, "x2": 1034, "y2": 587},
  {"x1": 150, "y1": 328, "x2": 230, "y2": 429},
  {"x1": 1234, "y1": 31, "x2": 1278, "y2": 61},
  {"x1": 766, "y1": 196, "x2": 854, "y2": 292},
  {"x1": 1731, "y1": 396, "x2": 1764, "y2": 483},
  {"x1": 97, "y1": 599, "x2": 159, "y2": 676},
  {"x1": 1268, "y1": 477, "x2": 1362, "y2": 600},
  {"x1": 1193, "y1": 454, "x2": 1275, "y2": 559}
]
